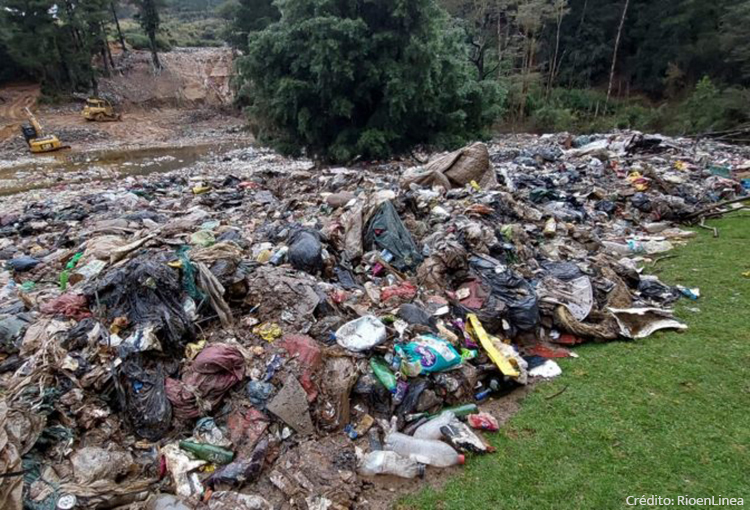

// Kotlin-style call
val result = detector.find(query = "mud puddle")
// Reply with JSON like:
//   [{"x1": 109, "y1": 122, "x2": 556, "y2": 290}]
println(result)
[{"x1": 0, "y1": 142, "x2": 244, "y2": 196}]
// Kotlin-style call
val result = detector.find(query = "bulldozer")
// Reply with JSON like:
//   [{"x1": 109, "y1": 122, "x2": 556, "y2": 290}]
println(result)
[
  {"x1": 82, "y1": 97, "x2": 121, "y2": 121},
  {"x1": 21, "y1": 107, "x2": 68, "y2": 154}
]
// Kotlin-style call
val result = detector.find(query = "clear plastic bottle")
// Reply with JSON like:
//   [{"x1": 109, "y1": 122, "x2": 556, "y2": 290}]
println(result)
[
  {"x1": 384, "y1": 431, "x2": 465, "y2": 467},
  {"x1": 358, "y1": 450, "x2": 425, "y2": 479},
  {"x1": 602, "y1": 240, "x2": 642, "y2": 255},
  {"x1": 412, "y1": 411, "x2": 456, "y2": 440},
  {"x1": 641, "y1": 240, "x2": 674, "y2": 254}
]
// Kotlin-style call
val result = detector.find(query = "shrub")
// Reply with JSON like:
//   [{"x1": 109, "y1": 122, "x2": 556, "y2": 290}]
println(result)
[
  {"x1": 531, "y1": 105, "x2": 577, "y2": 133},
  {"x1": 237, "y1": 0, "x2": 505, "y2": 163},
  {"x1": 124, "y1": 32, "x2": 172, "y2": 51}
]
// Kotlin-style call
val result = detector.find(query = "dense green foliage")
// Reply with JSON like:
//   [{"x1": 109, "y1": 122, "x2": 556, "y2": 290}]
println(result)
[
  {"x1": 224, "y1": 0, "x2": 280, "y2": 52},
  {"x1": 237, "y1": 0, "x2": 505, "y2": 162},
  {"x1": 0, "y1": 0, "x2": 112, "y2": 92}
]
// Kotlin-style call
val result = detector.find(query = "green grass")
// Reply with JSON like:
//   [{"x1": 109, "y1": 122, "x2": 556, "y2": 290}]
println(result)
[{"x1": 401, "y1": 215, "x2": 750, "y2": 510}]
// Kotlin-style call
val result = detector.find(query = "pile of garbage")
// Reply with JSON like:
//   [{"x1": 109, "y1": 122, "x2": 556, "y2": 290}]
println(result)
[{"x1": 1, "y1": 132, "x2": 748, "y2": 509}]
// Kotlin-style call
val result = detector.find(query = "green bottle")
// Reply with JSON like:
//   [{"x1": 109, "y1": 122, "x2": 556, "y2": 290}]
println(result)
[
  {"x1": 370, "y1": 357, "x2": 397, "y2": 392},
  {"x1": 178, "y1": 441, "x2": 234, "y2": 465},
  {"x1": 405, "y1": 403, "x2": 480, "y2": 422}
]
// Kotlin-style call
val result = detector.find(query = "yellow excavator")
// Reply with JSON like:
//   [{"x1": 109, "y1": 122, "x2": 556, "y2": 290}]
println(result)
[
  {"x1": 21, "y1": 107, "x2": 68, "y2": 154},
  {"x1": 82, "y1": 97, "x2": 121, "y2": 121}
]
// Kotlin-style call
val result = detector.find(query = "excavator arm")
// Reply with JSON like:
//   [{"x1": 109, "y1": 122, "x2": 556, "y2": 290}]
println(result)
[{"x1": 24, "y1": 107, "x2": 44, "y2": 136}]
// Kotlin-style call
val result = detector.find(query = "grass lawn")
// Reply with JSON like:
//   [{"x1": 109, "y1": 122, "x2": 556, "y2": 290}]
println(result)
[{"x1": 400, "y1": 214, "x2": 750, "y2": 510}]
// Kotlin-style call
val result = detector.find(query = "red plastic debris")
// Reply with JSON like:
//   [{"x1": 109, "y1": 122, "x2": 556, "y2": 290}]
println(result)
[
  {"x1": 555, "y1": 333, "x2": 586, "y2": 345},
  {"x1": 40, "y1": 293, "x2": 92, "y2": 321},
  {"x1": 381, "y1": 281, "x2": 418, "y2": 303},
  {"x1": 526, "y1": 344, "x2": 574, "y2": 358},
  {"x1": 277, "y1": 334, "x2": 322, "y2": 402},
  {"x1": 467, "y1": 412, "x2": 499, "y2": 432}
]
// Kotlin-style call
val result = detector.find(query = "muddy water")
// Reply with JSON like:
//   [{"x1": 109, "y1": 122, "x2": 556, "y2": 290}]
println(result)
[{"x1": 0, "y1": 142, "x2": 243, "y2": 196}]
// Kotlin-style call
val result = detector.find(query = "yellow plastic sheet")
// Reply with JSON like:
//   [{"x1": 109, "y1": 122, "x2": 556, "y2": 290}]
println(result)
[{"x1": 466, "y1": 313, "x2": 519, "y2": 378}]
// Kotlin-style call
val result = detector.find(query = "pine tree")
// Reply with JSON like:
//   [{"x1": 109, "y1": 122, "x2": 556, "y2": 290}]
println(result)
[{"x1": 133, "y1": 0, "x2": 163, "y2": 69}]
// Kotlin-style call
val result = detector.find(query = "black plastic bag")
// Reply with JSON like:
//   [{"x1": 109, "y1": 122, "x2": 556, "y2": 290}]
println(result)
[
  {"x1": 364, "y1": 201, "x2": 423, "y2": 272},
  {"x1": 288, "y1": 228, "x2": 323, "y2": 274},
  {"x1": 397, "y1": 304, "x2": 437, "y2": 332},
  {"x1": 6, "y1": 256, "x2": 40, "y2": 272},
  {"x1": 470, "y1": 255, "x2": 539, "y2": 331},
  {"x1": 638, "y1": 278, "x2": 681, "y2": 304},
  {"x1": 88, "y1": 254, "x2": 194, "y2": 353},
  {"x1": 114, "y1": 357, "x2": 172, "y2": 441},
  {"x1": 541, "y1": 261, "x2": 584, "y2": 281}
]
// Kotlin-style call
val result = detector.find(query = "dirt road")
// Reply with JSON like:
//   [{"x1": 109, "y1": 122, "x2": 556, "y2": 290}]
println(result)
[{"x1": 0, "y1": 82, "x2": 41, "y2": 141}]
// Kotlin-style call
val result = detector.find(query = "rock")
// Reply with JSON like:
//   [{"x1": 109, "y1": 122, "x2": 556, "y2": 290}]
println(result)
[
  {"x1": 266, "y1": 375, "x2": 314, "y2": 435},
  {"x1": 325, "y1": 191, "x2": 356, "y2": 208}
]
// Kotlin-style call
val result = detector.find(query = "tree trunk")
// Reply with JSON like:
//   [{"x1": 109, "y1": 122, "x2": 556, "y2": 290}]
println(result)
[
  {"x1": 606, "y1": 0, "x2": 630, "y2": 105},
  {"x1": 496, "y1": 14, "x2": 503, "y2": 79},
  {"x1": 101, "y1": 48, "x2": 111, "y2": 77},
  {"x1": 149, "y1": 32, "x2": 161, "y2": 70},
  {"x1": 577, "y1": 0, "x2": 589, "y2": 35},
  {"x1": 111, "y1": 2, "x2": 127, "y2": 52},
  {"x1": 547, "y1": 3, "x2": 564, "y2": 98},
  {"x1": 101, "y1": 22, "x2": 116, "y2": 70}
]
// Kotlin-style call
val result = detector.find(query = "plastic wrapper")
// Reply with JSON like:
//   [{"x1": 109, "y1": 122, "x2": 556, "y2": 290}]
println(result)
[{"x1": 395, "y1": 334, "x2": 462, "y2": 377}]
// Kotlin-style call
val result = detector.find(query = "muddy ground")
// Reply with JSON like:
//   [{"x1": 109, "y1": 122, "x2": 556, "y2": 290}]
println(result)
[{"x1": 0, "y1": 48, "x2": 252, "y2": 196}]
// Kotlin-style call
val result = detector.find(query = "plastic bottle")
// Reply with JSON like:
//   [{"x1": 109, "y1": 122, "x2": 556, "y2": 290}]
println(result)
[
  {"x1": 641, "y1": 239, "x2": 673, "y2": 254},
  {"x1": 178, "y1": 441, "x2": 234, "y2": 465},
  {"x1": 384, "y1": 431, "x2": 465, "y2": 467},
  {"x1": 430, "y1": 403, "x2": 478, "y2": 418},
  {"x1": 543, "y1": 217, "x2": 557, "y2": 237},
  {"x1": 405, "y1": 403, "x2": 479, "y2": 422},
  {"x1": 358, "y1": 450, "x2": 426, "y2": 479},
  {"x1": 370, "y1": 357, "x2": 397, "y2": 392},
  {"x1": 474, "y1": 378, "x2": 501, "y2": 400},
  {"x1": 413, "y1": 411, "x2": 456, "y2": 440},
  {"x1": 602, "y1": 240, "x2": 642, "y2": 255},
  {"x1": 269, "y1": 246, "x2": 288, "y2": 265}
]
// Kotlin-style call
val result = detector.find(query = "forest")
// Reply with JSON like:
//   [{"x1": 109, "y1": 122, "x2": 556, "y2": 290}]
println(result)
[{"x1": 1, "y1": 0, "x2": 749, "y2": 159}]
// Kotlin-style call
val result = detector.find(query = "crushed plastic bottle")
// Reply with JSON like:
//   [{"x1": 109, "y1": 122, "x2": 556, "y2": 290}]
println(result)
[
  {"x1": 178, "y1": 441, "x2": 234, "y2": 465},
  {"x1": 370, "y1": 357, "x2": 397, "y2": 391},
  {"x1": 384, "y1": 431, "x2": 465, "y2": 467},
  {"x1": 358, "y1": 450, "x2": 425, "y2": 479}
]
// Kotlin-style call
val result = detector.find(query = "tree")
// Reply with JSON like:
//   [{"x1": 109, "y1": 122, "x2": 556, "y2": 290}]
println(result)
[
  {"x1": 111, "y1": 1, "x2": 128, "y2": 52},
  {"x1": 546, "y1": 0, "x2": 570, "y2": 96},
  {"x1": 721, "y1": 0, "x2": 750, "y2": 84},
  {"x1": 1, "y1": 0, "x2": 110, "y2": 91},
  {"x1": 226, "y1": 0, "x2": 280, "y2": 52},
  {"x1": 133, "y1": 0, "x2": 163, "y2": 69},
  {"x1": 238, "y1": 0, "x2": 505, "y2": 163},
  {"x1": 1, "y1": 0, "x2": 62, "y2": 86},
  {"x1": 606, "y1": 0, "x2": 629, "y2": 104}
]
